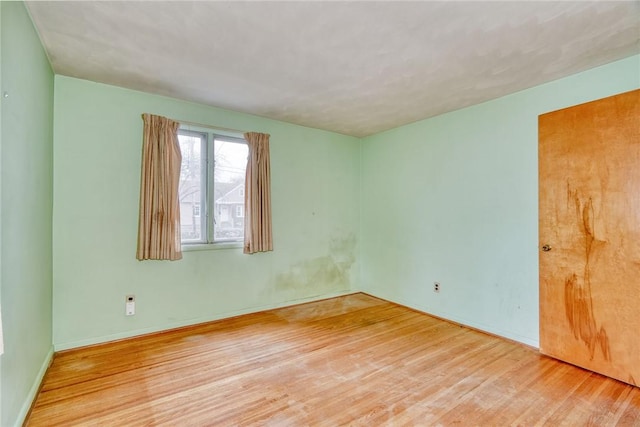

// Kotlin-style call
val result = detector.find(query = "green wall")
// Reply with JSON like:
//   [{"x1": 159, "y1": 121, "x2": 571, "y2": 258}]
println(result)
[
  {"x1": 53, "y1": 76, "x2": 361, "y2": 350},
  {"x1": 360, "y1": 55, "x2": 640, "y2": 347},
  {"x1": 0, "y1": 4, "x2": 3, "y2": 422},
  {"x1": 0, "y1": 2, "x2": 55, "y2": 426}
]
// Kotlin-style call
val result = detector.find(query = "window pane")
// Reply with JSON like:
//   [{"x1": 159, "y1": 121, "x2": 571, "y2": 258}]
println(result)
[
  {"x1": 214, "y1": 138, "x2": 248, "y2": 241},
  {"x1": 178, "y1": 133, "x2": 204, "y2": 242}
]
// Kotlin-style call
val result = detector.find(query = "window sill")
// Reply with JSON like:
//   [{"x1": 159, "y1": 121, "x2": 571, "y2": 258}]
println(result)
[{"x1": 181, "y1": 241, "x2": 243, "y2": 252}]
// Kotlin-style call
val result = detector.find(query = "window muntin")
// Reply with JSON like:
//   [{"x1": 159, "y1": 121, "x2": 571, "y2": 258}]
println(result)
[{"x1": 178, "y1": 127, "x2": 247, "y2": 244}]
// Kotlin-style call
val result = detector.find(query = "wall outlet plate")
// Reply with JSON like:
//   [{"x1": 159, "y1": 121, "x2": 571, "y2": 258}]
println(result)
[{"x1": 125, "y1": 295, "x2": 135, "y2": 316}]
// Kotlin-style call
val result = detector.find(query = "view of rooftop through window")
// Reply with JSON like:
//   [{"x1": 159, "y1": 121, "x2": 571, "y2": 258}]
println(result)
[{"x1": 178, "y1": 129, "x2": 248, "y2": 244}]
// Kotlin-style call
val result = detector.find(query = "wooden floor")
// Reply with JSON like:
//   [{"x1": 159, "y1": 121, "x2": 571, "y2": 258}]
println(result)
[{"x1": 28, "y1": 293, "x2": 640, "y2": 426}]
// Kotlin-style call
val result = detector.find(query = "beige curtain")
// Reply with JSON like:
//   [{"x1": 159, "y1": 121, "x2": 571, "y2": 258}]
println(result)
[
  {"x1": 136, "y1": 114, "x2": 183, "y2": 261},
  {"x1": 244, "y1": 132, "x2": 273, "y2": 254}
]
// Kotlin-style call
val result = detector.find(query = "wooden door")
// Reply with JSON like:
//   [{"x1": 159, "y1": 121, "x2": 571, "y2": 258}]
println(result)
[{"x1": 539, "y1": 89, "x2": 640, "y2": 387}]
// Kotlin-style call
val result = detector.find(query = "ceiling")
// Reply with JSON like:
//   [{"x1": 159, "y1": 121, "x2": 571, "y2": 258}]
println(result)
[{"x1": 26, "y1": 1, "x2": 640, "y2": 137}]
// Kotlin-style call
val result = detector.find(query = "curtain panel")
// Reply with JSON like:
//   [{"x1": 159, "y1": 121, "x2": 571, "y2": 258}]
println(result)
[
  {"x1": 243, "y1": 132, "x2": 273, "y2": 254},
  {"x1": 136, "y1": 114, "x2": 183, "y2": 261}
]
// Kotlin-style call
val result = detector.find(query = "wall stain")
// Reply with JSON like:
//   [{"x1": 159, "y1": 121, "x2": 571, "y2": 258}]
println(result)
[
  {"x1": 275, "y1": 235, "x2": 356, "y2": 293},
  {"x1": 564, "y1": 188, "x2": 611, "y2": 362}
]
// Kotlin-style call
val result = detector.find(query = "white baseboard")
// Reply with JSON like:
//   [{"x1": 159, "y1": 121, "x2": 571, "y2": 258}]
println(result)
[
  {"x1": 15, "y1": 346, "x2": 54, "y2": 427},
  {"x1": 357, "y1": 289, "x2": 539, "y2": 349},
  {"x1": 55, "y1": 290, "x2": 357, "y2": 351}
]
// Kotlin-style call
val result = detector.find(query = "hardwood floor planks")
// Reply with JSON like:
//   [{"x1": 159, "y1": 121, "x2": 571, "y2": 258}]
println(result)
[{"x1": 27, "y1": 293, "x2": 640, "y2": 426}]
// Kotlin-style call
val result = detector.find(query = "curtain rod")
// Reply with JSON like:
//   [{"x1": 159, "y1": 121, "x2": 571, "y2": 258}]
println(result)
[{"x1": 176, "y1": 118, "x2": 247, "y2": 135}]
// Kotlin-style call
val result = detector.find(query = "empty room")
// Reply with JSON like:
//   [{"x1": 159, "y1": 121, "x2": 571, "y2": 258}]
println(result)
[{"x1": 1, "y1": 1, "x2": 639, "y2": 425}]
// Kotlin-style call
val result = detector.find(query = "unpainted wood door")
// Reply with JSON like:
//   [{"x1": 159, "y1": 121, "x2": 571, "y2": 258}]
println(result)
[{"x1": 538, "y1": 89, "x2": 640, "y2": 387}]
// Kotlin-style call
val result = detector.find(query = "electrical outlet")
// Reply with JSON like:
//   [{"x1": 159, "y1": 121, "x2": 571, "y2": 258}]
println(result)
[
  {"x1": 434, "y1": 282, "x2": 440, "y2": 293},
  {"x1": 125, "y1": 295, "x2": 135, "y2": 316}
]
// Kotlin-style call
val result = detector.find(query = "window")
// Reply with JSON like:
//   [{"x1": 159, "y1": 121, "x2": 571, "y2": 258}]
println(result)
[{"x1": 178, "y1": 126, "x2": 248, "y2": 244}]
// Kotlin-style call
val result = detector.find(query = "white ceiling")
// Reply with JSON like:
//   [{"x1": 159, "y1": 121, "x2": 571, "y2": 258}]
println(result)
[{"x1": 26, "y1": 1, "x2": 640, "y2": 137}]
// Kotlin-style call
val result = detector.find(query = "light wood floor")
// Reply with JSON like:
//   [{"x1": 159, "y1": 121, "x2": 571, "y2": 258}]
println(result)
[{"x1": 27, "y1": 293, "x2": 640, "y2": 426}]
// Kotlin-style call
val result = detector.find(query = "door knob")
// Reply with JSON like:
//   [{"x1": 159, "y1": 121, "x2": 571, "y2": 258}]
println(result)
[{"x1": 542, "y1": 245, "x2": 552, "y2": 252}]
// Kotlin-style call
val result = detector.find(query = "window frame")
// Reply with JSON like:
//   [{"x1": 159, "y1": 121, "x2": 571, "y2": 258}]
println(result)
[
  {"x1": 178, "y1": 129, "x2": 207, "y2": 244},
  {"x1": 177, "y1": 126, "x2": 247, "y2": 248}
]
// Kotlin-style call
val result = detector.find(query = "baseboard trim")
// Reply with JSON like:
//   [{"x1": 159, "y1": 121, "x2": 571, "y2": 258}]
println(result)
[
  {"x1": 55, "y1": 290, "x2": 358, "y2": 353},
  {"x1": 18, "y1": 346, "x2": 54, "y2": 427},
  {"x1": 358, "y1": 291, "x2": 539, "y2": 351}
]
